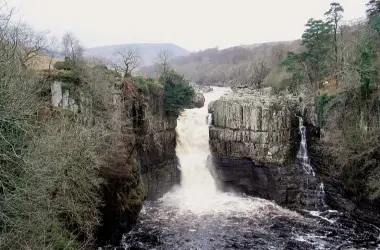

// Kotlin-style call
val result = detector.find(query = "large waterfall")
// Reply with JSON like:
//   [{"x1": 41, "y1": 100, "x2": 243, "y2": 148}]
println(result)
[
  {"x1": 122, "y1": 87, "x2": 379, "y2": 249},
  {"x1": 161, "y1": 87, "x2": 295, "y2": 215}
]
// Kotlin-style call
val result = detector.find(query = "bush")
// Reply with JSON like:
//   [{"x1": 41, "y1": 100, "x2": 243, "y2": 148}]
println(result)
[
  {"x1": 50, "y1": 70, "x2": 81, "y2": 84},
  {"x1": 316, "y1": 93, "x2": 341, "y2": 127},
  {"x1": 1, "y1": 116, "x2": 105, "y2": 249},
  {"x1": 160, "y1": 70, "x2": 194, "y2": 117},
  {"x1": 263, "y1": 67, "x2": 292, "y2": 94},
  {"x1": 132, "y1": 76, "x2": 163, "y2": 95},
  {"x1": 54, "y1": 59, "x2": 75, "y2": 71}
]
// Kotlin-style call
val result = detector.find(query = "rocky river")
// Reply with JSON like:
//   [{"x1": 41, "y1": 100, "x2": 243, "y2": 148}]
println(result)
[{"x1": 118, "y1": 87, "x2": 380, "y2": 250}]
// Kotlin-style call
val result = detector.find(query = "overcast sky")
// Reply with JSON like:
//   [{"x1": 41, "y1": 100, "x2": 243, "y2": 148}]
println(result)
[{"x1": 8, "y1": 0, "x2": 367, "y2": 51}]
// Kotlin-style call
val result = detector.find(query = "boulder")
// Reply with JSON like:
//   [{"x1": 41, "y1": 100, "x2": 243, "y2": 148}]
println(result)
[
  {"x1": 200, "y1": 85, "x2": 213, "y2": 93},
  {"x1": 190, "y1": 89, "x2": 205, "y2": 108}
]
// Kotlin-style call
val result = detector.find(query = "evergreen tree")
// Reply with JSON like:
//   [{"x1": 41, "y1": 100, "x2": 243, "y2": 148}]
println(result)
[
  {"x1": 325, "y1": 2, "x2": 344, "y2": 66},
  {"x1": 367, "y1": 0, "x2": 380, "y2": 32},
  {"x1": 301, "y1": 18, "x2": 332, "y2": 88}
]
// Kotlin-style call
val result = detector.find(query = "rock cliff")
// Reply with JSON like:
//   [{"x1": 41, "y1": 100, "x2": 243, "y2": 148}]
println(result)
[
  {"x1": 52, "y1": 78, "x2": 203, "y2": 245},
  {"x1": 130, "y1": 86, "x2": 181, "y2": 200},
  {"x1": 97, "y1": 80, "x2": 186, "y2": 244},
  {"x1": 208, "y1": 88, "x2": 323, "y2": 209}
]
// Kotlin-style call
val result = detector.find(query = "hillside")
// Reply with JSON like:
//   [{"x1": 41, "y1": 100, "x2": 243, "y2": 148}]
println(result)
[
  {"x1": 139, "y1": 40, "x2": 302, "y2": 86},
  {"x1": 85, "y1": 43, "x2": 189, "y2": 66}
]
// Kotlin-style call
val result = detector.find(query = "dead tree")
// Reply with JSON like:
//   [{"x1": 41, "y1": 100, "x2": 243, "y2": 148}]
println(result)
[
  {"x1": 15, "y1": 23, "x2": 48, "y2": 68},
  {"x1": 62, "y1": 32, "x2": 84, "y2": 68},
  {"x1": 155, "y1": 49, "x2": 172, "y2": 76},
  {"x1": 113, "y1": 46, "x2": 141, "y2": 77}
]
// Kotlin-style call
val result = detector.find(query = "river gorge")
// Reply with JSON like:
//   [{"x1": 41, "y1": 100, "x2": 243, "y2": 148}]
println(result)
[{"x1": 114, "y1": 87, "x2": 380, "y2": 250}]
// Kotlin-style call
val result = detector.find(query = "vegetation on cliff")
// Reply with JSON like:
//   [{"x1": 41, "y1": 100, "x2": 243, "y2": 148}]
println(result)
[
  {"x1": 132, "y1": 67, "x2": 195, "y2": 117},
  {"x1": 0, "y1": 7, "x2": 128, "y2": 250},
  {"x1": 281, "y1": 1, "x2": 380, "y2": 202},
  {"x1": 161, "y1": 70, "x2": 195, "y2": 117},
  {"x1": 0, "y1": 3, "x2": 197, "y2": 247}
]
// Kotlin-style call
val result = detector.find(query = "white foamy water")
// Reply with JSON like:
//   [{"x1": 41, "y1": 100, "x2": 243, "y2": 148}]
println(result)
[{"x1": 160, "y1": 87, "x2": 300, "y2": 218}]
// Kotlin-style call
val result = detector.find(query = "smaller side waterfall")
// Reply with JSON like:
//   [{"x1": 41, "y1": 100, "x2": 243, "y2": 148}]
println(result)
[
  {"x1": 206, "y1": 113, "x2": 213, "y2": 125},
  {"x1": 297, "y1": 117, "x2": 315, "y2": 176},
  {"x1": 297, "y1": 117, "x2": 327, "y2": 207}
]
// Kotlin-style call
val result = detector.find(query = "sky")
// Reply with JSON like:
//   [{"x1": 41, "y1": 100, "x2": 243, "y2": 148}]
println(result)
[{"x1": 7, "y1": 0, "x2": 368, "y2": 52}]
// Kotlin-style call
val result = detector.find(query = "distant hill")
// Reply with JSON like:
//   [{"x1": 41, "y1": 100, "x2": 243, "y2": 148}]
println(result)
[
  {"x1": 139, "y1": 40, "x2": 303, "y2": 86},
  {"x1": 84, "y1": 43, "x2": 190, "y2": 66}
]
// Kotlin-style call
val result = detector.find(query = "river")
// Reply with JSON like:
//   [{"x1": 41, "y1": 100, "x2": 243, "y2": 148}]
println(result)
[{"x1": 122, "y1": 87, "x2": 380, "y2": 250}]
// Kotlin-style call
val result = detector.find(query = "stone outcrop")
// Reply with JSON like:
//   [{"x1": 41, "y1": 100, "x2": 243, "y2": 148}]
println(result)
[
  {"x1": 51, "y1": 81, "x2": 79, "y2": 113},
  {"x1": 190, "y1": 90, "x2": 205, "y2": 108},
  {"x1": 200, "y1": 85, "x2": 213, "y2": 93},
  {"x1": 208, "y1": 87, "x2": 322, "y2": 209},
  {"x1": 189, "y1": 84, "x2": 206, "y2": 108}
]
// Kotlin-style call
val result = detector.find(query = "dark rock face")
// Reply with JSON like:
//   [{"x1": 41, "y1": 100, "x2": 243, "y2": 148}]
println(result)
[
  {"x1": 323, "y1": 180, "x2": 380, "y2": 225},
  {"x1": 97, "y1": 82, "x2": 181, "y2": 244},
  {"x1": 128, "y1": 88, "x2": 181, "y2": 200},
  {"x1": 208, "y1": 88, "x2": 323, "y2": 209},
  {"x1": 208, "y1": 158, "x2": 322, "y2": 210}
]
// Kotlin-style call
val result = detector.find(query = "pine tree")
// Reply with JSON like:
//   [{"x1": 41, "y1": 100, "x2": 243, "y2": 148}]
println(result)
[
  {"x1": 325, "y1": 2, "x2": 344, "y2": 66},
  {"x1": 367, "y1": 0, "x2": 380, "y2": 32},
  {"x1": 301, "y1": 18, "x2": 333, "y2": 88}
]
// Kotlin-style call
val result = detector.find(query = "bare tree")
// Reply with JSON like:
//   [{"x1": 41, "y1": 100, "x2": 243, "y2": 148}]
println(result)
[
  {"x1": 113, "y1": 46, "x2": 141, "y2": 77},
  {"x1": 250, "y1": 58, "x2": 271, "y2": 87},
  {"x1": 46, "y1": 36, "x2": 59, "y2": 73},
  {"x1": 269, "y1": 43, "x2": 287, "y2": 67},
  {"x1": 14, "y1": 23, "x2": 49, "y2": 68},
  {"x1": 0, "y1": 3, "x2": 18, "y2": 65},
  {"x1": 61, "y1": 32, "x2": 84, "y2": 68},
  {"x1": 155, "y1": 49, "x2": 172, "y2": 76}
]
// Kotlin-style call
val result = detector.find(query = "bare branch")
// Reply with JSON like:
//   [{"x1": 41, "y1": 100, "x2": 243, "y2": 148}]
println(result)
[
  {"x1": 112, "y1": 46, "x2": 141, "y2": 77},
  {"x1": 155, "y1": 49, "x2": 172, "y2": 76}
]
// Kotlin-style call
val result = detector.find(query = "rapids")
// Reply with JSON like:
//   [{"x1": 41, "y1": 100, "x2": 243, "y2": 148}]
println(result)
[{"x1": 122, "y1": 87, "x2": 380, "y2": 250}]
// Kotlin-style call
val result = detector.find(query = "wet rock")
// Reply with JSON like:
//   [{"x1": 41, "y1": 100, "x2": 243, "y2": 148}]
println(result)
[
  {"x1": 190, "y1": 90, "x2": 205, "y2": 108},
  {"x1": 188, "y1": 84, "x2": 206, "y2": 108},
  {"x1": 200, "y1": 86, "x2": 213, "y2": 93},
  {"x1": 127, "y1": 89, "x2": 181, "y2": 200}
]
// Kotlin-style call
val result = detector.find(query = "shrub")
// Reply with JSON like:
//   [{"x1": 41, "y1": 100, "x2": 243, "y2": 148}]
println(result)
[
  {"x1": 132, "y1": 76, "x2": 163, "y2": 95},
  {"x1": 316, "y1": 92, "x2": 341, "y2": 127},
  {"x1": 263, "y1": 67, "x2": 292, "y2": 94},
  {"x1": 50, "y1": 70, "x2": 81, "y2": 84},
  {"x1": 160, "y1": 70, "x2": 194, "y2": 117},
  {"x1": 1, "y1": 116, "x2": 106, "y2": 249},
  {"x1": 53, "y1": 59, "x2": 75, "y2": 71}
]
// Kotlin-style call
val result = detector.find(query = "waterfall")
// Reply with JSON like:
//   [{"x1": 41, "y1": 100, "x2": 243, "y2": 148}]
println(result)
[
  {"x1": 206, "y1": 113, "x2": 213, "y2": 125},
  {"x1": 297, "y1": 117, "x2": 326, "y2": 206},
  {"x1": 297, "y1": 117, "x2": 315, "y2": 176},
  {"x1": 160, "y1": 87, "x2": 298, "y2": 216}
]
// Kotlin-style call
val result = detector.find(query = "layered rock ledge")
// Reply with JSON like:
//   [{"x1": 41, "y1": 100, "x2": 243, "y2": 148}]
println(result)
[{"x1": 208, "y1": 88, "x2": 322, "y2": 209}]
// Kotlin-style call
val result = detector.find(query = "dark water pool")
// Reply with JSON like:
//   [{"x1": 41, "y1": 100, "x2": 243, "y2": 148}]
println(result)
[{"x1": 119, "y1": 197, "x2": 380, "y2": 250}]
